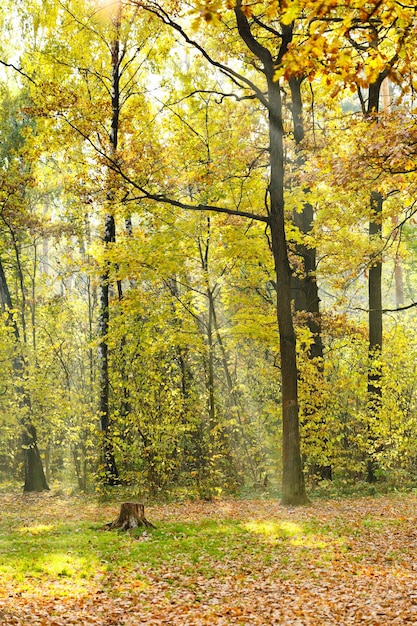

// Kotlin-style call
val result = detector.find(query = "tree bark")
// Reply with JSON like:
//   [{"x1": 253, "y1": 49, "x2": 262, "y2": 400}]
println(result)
[
  {"x1": 288, "y1": 77, "x2": 323, "y2": 363},
  {"x1": 97, "y1": 1, "x2": 124, "y2": 485},
  {"x1": 23, "y1": 424, "x2": 50, "y2": 491},
  {"x1": 367, "y1": 190, "x2": 383, "y2": 483},
  {"x1": 98, "y1": 214, "x2": 120, "y2": 485},
  {"x1": 233, "y1": 7, "x2": 307, "y2": 504},
  {"x1": 365, "y1": 75, "x2": 385, "y2": 483},
  {"x1": 288, "y1": 76, "x2": 330, "y2": 480},
  {"x1": 267, "y1": 65, "x2": 307, "y2": 505}
]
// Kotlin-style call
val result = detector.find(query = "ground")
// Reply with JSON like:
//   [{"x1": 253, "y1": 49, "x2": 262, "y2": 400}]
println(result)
[{"x1": 0, "y1": 492, "x2": 417, "y2": 624}]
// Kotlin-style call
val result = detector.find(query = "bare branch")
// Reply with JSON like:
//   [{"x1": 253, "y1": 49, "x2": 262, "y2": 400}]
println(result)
[
  {"x1": 124, "y1": 191, "x2": 270, "y2": 223},
  {"x1": 353, "y1": 302, "x2": 417, "y2": 314},
  {"x1": 0, "y1": 60, "x2": 36, "y2": 85}
]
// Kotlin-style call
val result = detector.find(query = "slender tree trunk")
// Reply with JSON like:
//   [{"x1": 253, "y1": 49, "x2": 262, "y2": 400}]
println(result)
[
  {"x1": 394, "y1": 245, "x2": 404, "y2": 307},
  {"x1": 198, "y1": 218, "x2": 217, "y2": 433},
  {"x1": 380, "y1": 80, "x2": 404, "y2": 308},
  {"x1": 207, "y1": 287, "x2": 216, "y2": 429},
  {"x1": 97, "y1": 1, "x2": 124, "y2": 484},
  {"x1": 367, "y1": 190, "x2": 383, "y2": 482},
  {"x1": 10, "y1": 235, "x2": 27, "y2": 345},
  {"x1": 366, "y1": 78, "x2": 385, "y2": 483},
  {"x1": 98, "y1": 214, "x2": 119, "y2": 484},
  {"x1": 288, "y1": 77, "x2": 323, "y2": 362},
  {"x1": 31, "y1": 242, "x2": 37, "y2": 354}
]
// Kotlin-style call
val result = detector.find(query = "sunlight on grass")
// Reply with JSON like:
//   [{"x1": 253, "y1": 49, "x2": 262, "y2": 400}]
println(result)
[
  {"x1": 17, "y1": 524, "x2": 55, "y2": 535},
  {"x1": 244, "y1": 519, "x2": 328, "y2": 549},
  {"x1": 39, "y1": 551, "x2": 84, "y2": 577},
  {"x1": 0, "y1": 551, "x2": 89, "y2": 579},
  {"x1": 245, "y1": 519, "x2": 302, "y2": 538},
  {"x1": 290, "y1": 536, "x2": 328, "y2": 549},
  {"x1": 0, "y1": 549, "x2": 100, "y2": 599}
]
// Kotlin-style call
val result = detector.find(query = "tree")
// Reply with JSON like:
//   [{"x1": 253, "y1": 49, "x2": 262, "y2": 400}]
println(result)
[
  {"x1": 108, "y1": 0, "x2": 307, "y2": 503},
  {"x1": 20, "y1": 0, "x2": 164, "y2": 486},
  {"x1": 1, "y1": 0, "x2": 417, "y2": 496},
  {"x1": 286, "y1": 75, "x2": 330, "y2": 479},
  {"x1": 0, "y1": 91, "x2": 50, "y2": 491},
  {"x1": 0, "y1": 249, "x2": 49, "y2": 491}
]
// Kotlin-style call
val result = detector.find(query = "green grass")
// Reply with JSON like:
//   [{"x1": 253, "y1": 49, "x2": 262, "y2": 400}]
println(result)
[
  {"x1": 1, "y1": 492, "x2": 417, "y2": 623},
  {"x1": 0, "y1": 500, "x2": 340, "y2": 595}
]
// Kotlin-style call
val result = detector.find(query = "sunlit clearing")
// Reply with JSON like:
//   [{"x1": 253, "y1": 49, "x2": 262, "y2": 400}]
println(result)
[
  {"x1": 245, "y1": 520, "x2": 328, "y2": 549},
  {"x1": 245, "y1": 520, "x2": 302, "y2": 538},
  {"x1": 0, "y1": 551, "x2": 94, "y2": 598},
  {"x1": 41, "y1": 552, "x2": 84, "y2": 578},
  {"x1": 17, "y1": 524, "x2": 54, "y2": 535}
]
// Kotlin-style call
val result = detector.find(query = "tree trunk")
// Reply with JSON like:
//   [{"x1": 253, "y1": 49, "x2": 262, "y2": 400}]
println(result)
[
  {"x1": 288, "y1": 76, "x2": 330, "y2": 481},
  {"x1": 267, "y1": 70, "x2": 307, "y2": 505},
  {"x1": 97, "y1": 3, "x2": 124, "y2": 485},
  {"x1": 288, "y1": 76, "x2": 324, "y2": 363},
  {"x1": 23, "y1": 424, "x2": 50, "y2": 492},
  {"x1": 104, "y1": 502, "x2": 155, "y2": 530},
  {"x1": 233, "y1": 7, "x2": 307, "y2": 504},
  {"x1": 380, "y1": 78, "x2": 404, "y2": 309},
  {"x1": 367, "y1": 190, "x2": 383, "y2": 483},
  {"x1": 98, "y1": 213, "x2": 120, "y2": 485},
  {"x1": 366, "y1": 77, "x2": 385, "y2": 483}
]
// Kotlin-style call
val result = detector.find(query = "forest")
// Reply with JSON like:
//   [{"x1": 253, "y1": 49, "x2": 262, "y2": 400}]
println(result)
[{"x1": 0, "y1": 0, "x2": 417, "y2": 506}]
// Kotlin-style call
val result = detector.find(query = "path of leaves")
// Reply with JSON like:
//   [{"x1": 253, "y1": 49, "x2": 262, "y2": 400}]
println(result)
[{"x1": 1, "y1": 493, "x2": 417, "y2": 624}]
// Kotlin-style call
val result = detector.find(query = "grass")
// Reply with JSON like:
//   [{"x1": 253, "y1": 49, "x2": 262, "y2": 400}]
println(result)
[{"x1": 1, "y1": 491, "x2": 417, "y2": 623}]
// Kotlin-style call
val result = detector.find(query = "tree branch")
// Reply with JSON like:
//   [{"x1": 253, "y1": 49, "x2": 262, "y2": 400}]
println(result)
[
  {"x1": 132, "y1": 1, "x2": 270, "y2": 109},
  {"x1": 234, "y1": 0, "x2": 273, "y2": 67},
  {"x1": 124, "y1": 191, "x2": 270, "y2": 223},
  {"x1": 0, "y1": 60, "x2": 36, "y2": 85},
  {"x1": 353, "y1": 301, "x2": 417, "y2": 314}
]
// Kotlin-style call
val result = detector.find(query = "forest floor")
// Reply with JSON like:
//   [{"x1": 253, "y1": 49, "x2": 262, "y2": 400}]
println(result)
[{"x1": 0, "y1": 492, "x2": 417, "y2": 624}]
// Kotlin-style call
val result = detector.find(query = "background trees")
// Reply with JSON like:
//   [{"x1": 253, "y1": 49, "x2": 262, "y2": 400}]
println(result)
[{"x1": 0, "y1": 0, "x2": 416, "y2": 499}]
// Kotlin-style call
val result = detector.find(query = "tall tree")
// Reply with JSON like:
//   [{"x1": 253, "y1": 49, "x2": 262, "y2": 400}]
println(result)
[
  {"x1": 118, "y1": 0, "x2": 309, "y2": 503},
  {"x1": 287, "y1": 75, "x2": 330, "y2": 479},
  {"x1": 0, "y1": 90, "x2": 50, "y2": 491},
  {"x1": 97, "y1": 0, "x2": 124, "y2": 485},
  {"x1": 0, "y1": 255, "x2": 49, "y2": 491},
  {"x1": 353, "y1": 28, "x2": 405, "y2": 482}
]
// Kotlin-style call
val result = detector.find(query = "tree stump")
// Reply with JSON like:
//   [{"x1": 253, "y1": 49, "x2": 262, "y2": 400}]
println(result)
[{"x1": 103, "y1": 502, "x2": 155, "y2": 530}]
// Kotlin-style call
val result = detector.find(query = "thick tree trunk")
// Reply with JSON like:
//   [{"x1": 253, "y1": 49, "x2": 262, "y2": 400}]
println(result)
[
  {"x1": 288, "y1": 76, "x2": 330, "y2": 481},
  {"x1": 23, "y1": 424, "x2": 50, "y2": 492},
  {"x1": 233, "y1": 7, "x2": 307, "y2": 504},
  {"x1": 267, "y1": 72, "x2": 307, "y2": 505},
  {"x1": 104, "y1": 502, "x2": 155, "y2": 530}
]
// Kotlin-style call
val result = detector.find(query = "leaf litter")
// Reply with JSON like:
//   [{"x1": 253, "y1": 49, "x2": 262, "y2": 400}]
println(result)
[{"x1": 0, "y1": 493, "x2": 417, "y2": 624}]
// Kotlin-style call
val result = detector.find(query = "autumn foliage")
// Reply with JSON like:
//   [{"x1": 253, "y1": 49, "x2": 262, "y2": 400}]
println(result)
[{"x1": 0, "y1": 0, "x2": 416, "y2": 503}]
